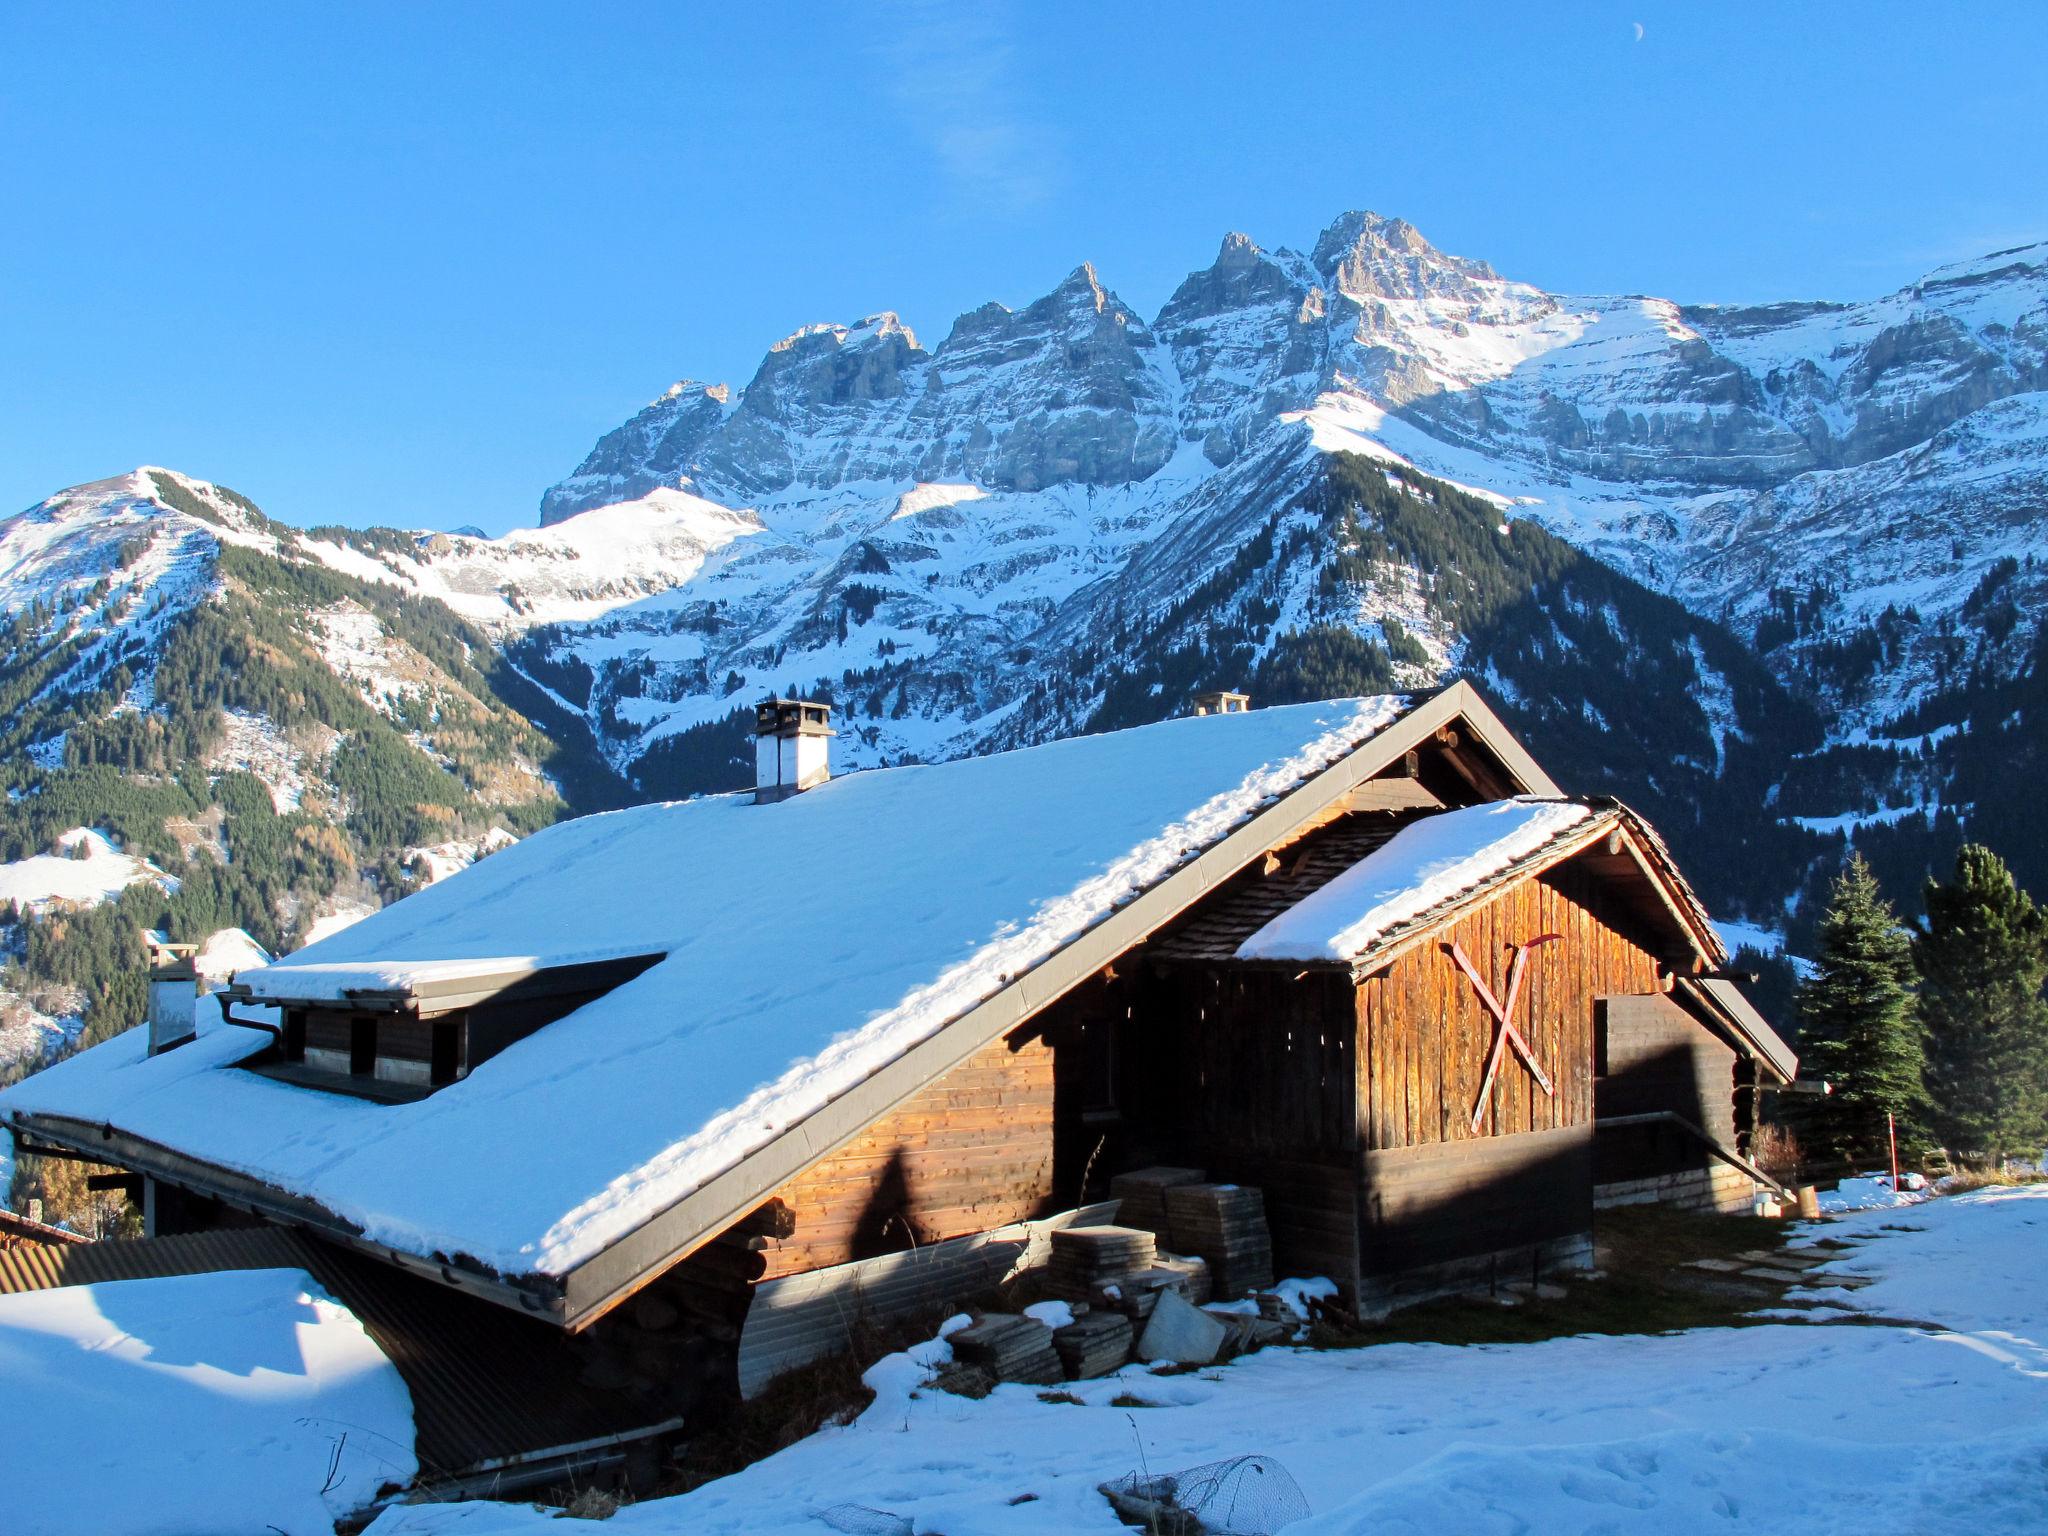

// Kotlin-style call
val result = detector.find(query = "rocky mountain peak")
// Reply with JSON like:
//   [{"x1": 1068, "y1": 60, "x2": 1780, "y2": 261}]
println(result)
[{"x1": 1311, "y1": 210, "x2": 1502, "y2": 306}]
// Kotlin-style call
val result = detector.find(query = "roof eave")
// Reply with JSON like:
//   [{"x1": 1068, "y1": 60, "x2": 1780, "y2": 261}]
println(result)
[{"x1": 3, "y1": 1109, "x2": 570, "y2": 1323}]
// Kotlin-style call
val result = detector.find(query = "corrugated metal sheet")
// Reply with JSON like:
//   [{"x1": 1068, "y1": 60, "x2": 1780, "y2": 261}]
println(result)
[
  {"x1": 0, "y1": 1226, "x2": 677, "y2": 1482},
  {"x1": 736, "y1": 1202, "x2": 1117, "y2": 1398}
]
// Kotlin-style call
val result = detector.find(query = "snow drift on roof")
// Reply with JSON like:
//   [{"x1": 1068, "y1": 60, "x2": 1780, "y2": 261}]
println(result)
[
  {"x1": 1236, "y1": 798, "x2": 1596, "y2": 964},
  {"x1": 1, "y1": 696, "x2": 1411, "y2": 1279}
]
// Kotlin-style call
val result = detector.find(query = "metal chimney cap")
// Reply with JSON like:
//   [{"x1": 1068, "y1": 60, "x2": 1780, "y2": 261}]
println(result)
[{"x1": 754, "y1": 696, "x2": 836, "y2": 738}]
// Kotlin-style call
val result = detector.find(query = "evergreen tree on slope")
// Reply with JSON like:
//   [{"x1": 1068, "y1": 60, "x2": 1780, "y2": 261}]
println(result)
[
  {"x1": 1795, "y1": 853, "x2": 1928, "y2": 1166},
  {"x1": 1916, "y1": 844, "x2": 2048, "y2": 1165}
]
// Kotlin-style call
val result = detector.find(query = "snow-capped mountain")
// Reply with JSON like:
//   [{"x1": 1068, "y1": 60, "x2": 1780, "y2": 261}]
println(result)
[
  {"x1": 522, "y1": 214, "x2": 2040, "y2": 780},
  {"x1": 4, "y1": 213, "x2": 2044, "y2": 990}
]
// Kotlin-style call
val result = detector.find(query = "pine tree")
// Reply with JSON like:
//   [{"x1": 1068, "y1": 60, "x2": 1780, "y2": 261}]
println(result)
[
  {"x1": 1794, "y1": 853, "x2": 1928, "y2": 1166},
  {"x1": 1915, "y1": 844, "x2": 2048, "y2": 1165}
]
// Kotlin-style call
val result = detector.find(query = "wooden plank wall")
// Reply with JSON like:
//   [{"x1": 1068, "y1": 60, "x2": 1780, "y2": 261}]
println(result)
[
  {"x1": 1357, "y1": 862, "x2": 1662, "y2": 1151},
  {"x1": 1594, "y1": 992, "x2": 1741, "y2": 1189},
  {"x1": 1596, "y1": 993, "x2": 1739, "y2": 1138},
  {"x1": 1152, "y1": 971, "x2": 1361, "y2": 1294},
  {"x1": 1351, "y1": 860, "x2": 1663, "y2": 1282},
  {"x1": 1358, "y1": 1126, "x2": 1594, "y2": 1276},
  {"x1": 755, "y1": 1028, "x2": 1059, "y2": 1281}
]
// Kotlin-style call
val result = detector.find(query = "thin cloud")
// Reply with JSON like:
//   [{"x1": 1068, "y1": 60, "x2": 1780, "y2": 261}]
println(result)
[{"x1": 875, "y1": 1, "x2": 1062, "y2": 216}]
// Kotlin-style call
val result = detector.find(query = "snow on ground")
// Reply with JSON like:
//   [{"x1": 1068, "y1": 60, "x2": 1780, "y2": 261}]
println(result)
[
  {"x1": 0, "y1": 988, "x2": 84, "y2": 1073},
  {"x1": 313, "y1": 600, "x2": 417, "y2": 716},
  {"x1": 370, "y1": 1190, "x2": 2048, "y2": 1536},
  {"x1": 1800, "y1": 1182, "x2": 2048, "y2": 1336},
  {"x1": 0, "y1": 1267, "x2": 415, "y2": 1536},
  {"x1": 195, "y1": 926, "x2": 275, "y2": 983},
  {"x1": 1820, "y1": 1172, "x2": 1929, "y2": 1213},
  {"x1": 207, "y1": 708, "x2": 316, "y2": 811},
  {"x1": 0, "y1": 827, "x2": 179, "y2": 914},
  {"x1": 300, "y1": 901, "x2": 379, "y2": 947},
  {"x1": 298, "y1": 487, "x2": 765, "y2": 634},
  {"x1": 1712, "y1": 918, "x2": 1785, "y2": 957},
  {"x1": 405, "y1": 826, "x2": 517, "y2": 884}
]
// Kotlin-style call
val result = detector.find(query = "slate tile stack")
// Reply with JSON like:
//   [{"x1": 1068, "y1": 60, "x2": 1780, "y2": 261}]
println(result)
[
  {"x1": 945, "y1": 1314, "x2": 1063, "y2": 1385},
  {"x1": 1164, "y1": 1183, "x2": 1273, "y2": 1299},
  {"x1": 1051, "y1": 1310, "x2": 1135, "y2": 1379},
  {"x1": 1108, "y1": 1166, "x2": 1206, "y2": 1237},
  {"x1": 1047, "y1": 1225, "x2": 1158, "y2": 1300}
]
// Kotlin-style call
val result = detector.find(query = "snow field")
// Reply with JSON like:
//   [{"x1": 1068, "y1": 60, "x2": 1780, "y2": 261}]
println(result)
[
  {"x1": 0, "y1": 826, "x2": 179, "y2": 914},
  {"x1": 367, "y1": 1187, "x2": 2048, "y2": 1536},
  {"x1": 0, "y1": 1267, "x2": 416, "y2": 1536}
]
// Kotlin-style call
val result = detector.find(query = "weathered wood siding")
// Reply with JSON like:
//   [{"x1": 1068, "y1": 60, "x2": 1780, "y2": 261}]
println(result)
[
  {"x1": 1358, "y1": 1126, "x2": 1594, "y2": 1277},
  {"x1": 1149, "y1": 970, "x2": 1362, "y2": 1294},
  {"x1": 1352, "y1": 861, "x2": 1663, "y2": 1282},
  {"x1": 755, "y1": 1028, "x2": 1060, "y2": 1281},
  {"x1": 1593, "y1": 991, "x2": 1743, "y2": 1202},
  {"x1": 1595, "y1": 993, "x2": 1739, "y2": 1138},
  {"x1": 1357, "y1": 862, "x2": 1661, "y2": 1150}
]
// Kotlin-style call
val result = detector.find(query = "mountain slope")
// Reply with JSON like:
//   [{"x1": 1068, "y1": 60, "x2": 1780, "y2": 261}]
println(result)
[
  {"x1": 521, "y1": 213, "x2": 2047, "y2": 911},
  {"x1": 0, "y1": 470, "x2": 628, "y2": 1078},
  {"x1": 5, "y1": 211, "x2": 2046, "y2": 1084}
]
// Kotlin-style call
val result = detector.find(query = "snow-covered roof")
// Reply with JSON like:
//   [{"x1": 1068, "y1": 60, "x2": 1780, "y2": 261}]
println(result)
[
  {"x1": 1236, "y1": 799, "x2": 1600, "y2": 964},
  {"x1": 5, "y1": 694, "x2": 1487, "y2": 1303}
]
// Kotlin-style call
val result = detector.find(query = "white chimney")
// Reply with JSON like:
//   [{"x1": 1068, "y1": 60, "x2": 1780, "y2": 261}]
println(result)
[
  {"x1": 1192, "y1": 689, "x2": 1250, "y2": 716},
  {"x1": 143, "y1": 938, "x2": 200, "y2": 1055},
  {"x1": 754, "y1": 697, "x2": 834, "y2": 803}
]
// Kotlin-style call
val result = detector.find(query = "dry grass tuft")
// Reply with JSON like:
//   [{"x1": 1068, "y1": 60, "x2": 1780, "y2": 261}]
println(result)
[{"x1": 558, "y1": 1486, "x2": 623, "y2": 1521}]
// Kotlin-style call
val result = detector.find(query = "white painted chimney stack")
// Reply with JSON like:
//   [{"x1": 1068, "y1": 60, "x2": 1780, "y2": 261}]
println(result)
[
  {"x1": 754, "y1": 697, "x2": 834, "y2": 803},
  {"x1": 143, "y1": 936, "x2": 200, "y2": 1055}
]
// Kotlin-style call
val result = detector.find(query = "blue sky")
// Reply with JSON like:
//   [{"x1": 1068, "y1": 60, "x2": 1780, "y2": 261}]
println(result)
[{"x1": 4, "y1": 3, "x2": 2042, "y2": 534}]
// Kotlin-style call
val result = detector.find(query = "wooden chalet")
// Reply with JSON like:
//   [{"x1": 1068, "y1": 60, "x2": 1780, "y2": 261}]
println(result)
[{"x1": 0, "y1": 683, "x2": 1794, "y2": 1490}]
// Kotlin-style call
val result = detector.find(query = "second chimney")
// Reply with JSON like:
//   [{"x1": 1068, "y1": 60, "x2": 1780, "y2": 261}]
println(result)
[
  {"x1": 754, "y1": 697, "x2": 834, "y2": 803},
  {"x1": 143, "y1": 937, "x2": 201, "y2": 1056}
]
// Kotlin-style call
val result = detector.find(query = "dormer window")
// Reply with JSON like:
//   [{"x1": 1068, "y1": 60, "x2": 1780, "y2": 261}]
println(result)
[{"x1": 230, "y1": 953, "x2": 664, "y2": 1103}]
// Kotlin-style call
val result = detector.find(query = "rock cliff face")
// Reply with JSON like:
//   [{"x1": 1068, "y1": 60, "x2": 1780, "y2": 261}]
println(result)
[
  {"x1": 514, "y1": 211, "x2": 2047, "y2": 920},
  {"x1": 9, "y1": 213, "x2": 2047, "y2": 942},
  {"x1": 536, "y1": 212, "x2": 2047, "y2": 737}
]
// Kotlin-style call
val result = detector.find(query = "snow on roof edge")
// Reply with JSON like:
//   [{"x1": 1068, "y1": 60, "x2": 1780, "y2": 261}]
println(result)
[{"x1": 1236, "y1": 798, "x2": 1603, "y2": 964}]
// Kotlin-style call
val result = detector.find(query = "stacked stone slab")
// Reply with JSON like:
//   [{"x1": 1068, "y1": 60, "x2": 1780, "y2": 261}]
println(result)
[
  {"x1": 1048, "y1": 1225, "x2": 1158, "y2": 1298},
  {"x1": 1051, "y1": 1310, "x2": 1135, "y2": 1379},
  {"x1": 1164, "y1": 1183, "x2": 1273, "y2": 1299},
  {"x1": 1108, "y1": 1166, "x2": 1206, "y2": 1236},
  {"x1": 946, "y1": 1314, "x2": 1063, "y2": 1385}
]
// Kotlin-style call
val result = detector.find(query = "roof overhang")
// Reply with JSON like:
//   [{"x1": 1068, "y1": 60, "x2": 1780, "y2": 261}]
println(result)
[
  {"x1": 230, "y1": 952, "x2": 667, "y2": 1017},
  {"x1": 1678, "y1": 976, "x2": 1800, "y2": 1084},
  {"x1": 9, "y1": 682, "x2": 1560, "y2": 1330}
]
